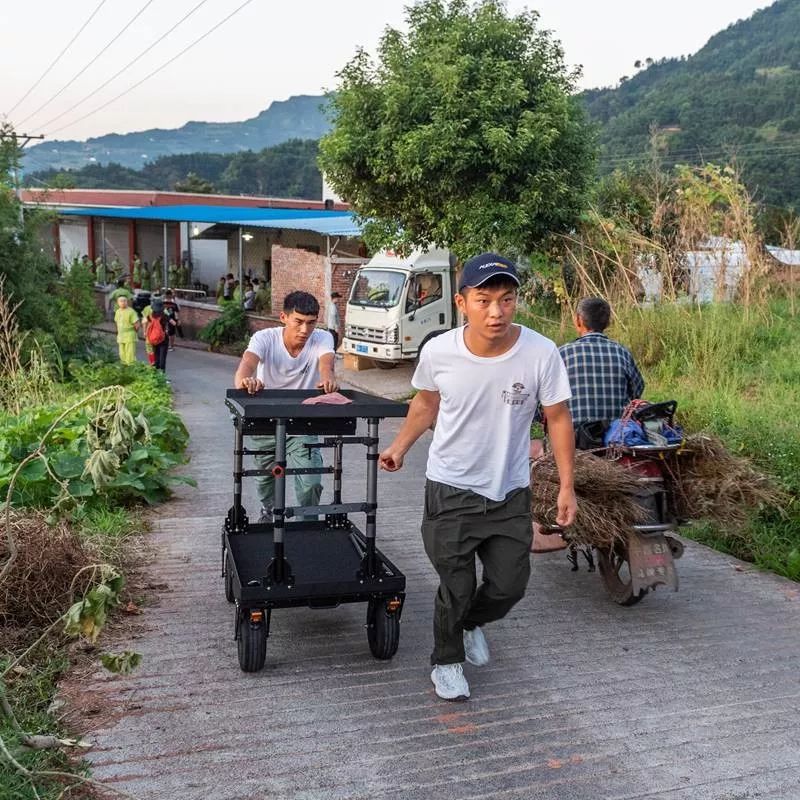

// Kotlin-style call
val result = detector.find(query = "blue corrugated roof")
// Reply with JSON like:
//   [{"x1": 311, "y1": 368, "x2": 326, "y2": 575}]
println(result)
[{"x1": 57, "y1": 204, "x2": 362, "y2": 236}]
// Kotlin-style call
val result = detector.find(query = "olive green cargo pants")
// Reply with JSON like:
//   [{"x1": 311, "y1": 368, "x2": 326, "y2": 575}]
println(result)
[{"x1": 421, "y1": 480, "x2": 532, "y2": 666}]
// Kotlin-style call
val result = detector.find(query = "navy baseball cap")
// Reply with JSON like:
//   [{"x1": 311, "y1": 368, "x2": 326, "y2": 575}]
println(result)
[{"x1": 458, "y1": 252, "x2": 521, "y2": 291}]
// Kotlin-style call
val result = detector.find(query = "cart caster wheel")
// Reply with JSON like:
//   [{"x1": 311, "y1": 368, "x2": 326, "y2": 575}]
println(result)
[
  {"x1": 367, "y1": 599, "x2": 400, "y2": 660},
  {"x1": 223, "y1": 551, "x2": 234, "y2": 604},
  {"x1": 238, "y1": 611, "x2": 267, "y2": 672}
]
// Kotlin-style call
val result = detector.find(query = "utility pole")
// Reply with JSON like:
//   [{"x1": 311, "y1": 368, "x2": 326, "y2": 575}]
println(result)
[{"x1": 1, "y1": 130, "x2": 45, "y2": 225}]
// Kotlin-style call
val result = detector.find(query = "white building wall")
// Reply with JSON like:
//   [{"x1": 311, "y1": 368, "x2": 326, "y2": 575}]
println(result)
[{"x1": 59, "y1": 221, "x2": 88, "y2": 267}]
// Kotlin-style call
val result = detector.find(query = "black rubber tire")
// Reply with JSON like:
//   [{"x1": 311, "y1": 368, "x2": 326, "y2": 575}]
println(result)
[
  {"x1": 374, "y1": 360, "x2": 397, "y2": 370},
  {"x1": 223, "y1": 550, "x2": 234, "y2": 604},
  {"x1": 367, "y1": 600, "x2": 400, "y2": 660},
  {"x1": 238, "y1": 614, "x2": 267, "y2": 672},
  {"x1": 596, "y1": 542, "x2": 648, "y2": 607}
]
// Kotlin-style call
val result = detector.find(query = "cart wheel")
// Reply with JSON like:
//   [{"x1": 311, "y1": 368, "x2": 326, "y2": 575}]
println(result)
[
  {"x1": 596, "y1": 541, "x2": 648, "y2": 606},
  {"x1": 367, "y1": 599, "x2": 400, "y2": 660},
  {"x1": 238, "y1": 611, "x2": 267, "y2": 672},
  {"x1": 374, "y1": 360, "x2": 397, "y2": 370},
  {"x1": 223, "y1": 550, "x2": 234, "y2": 604}
]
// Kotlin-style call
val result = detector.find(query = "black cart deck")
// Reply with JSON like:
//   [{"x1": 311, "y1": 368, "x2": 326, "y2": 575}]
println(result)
[
  {"x1": 222, "y1": 387, "x2": 409, "y2": 670},
  {"x1": 227, "y1": 521, "x2": 405, "y2": 607}
]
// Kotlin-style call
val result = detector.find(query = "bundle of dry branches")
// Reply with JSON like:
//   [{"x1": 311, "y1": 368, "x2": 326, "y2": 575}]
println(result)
[
  {"x1": 530, "y1": 451, "x2": 648, "y2": 547},
  {"x1": 0, "y1": 510, "x2": 97, "y2": 633},
  {"x1": 665, "y1": 434, "x2": 787, "y2": 528}
]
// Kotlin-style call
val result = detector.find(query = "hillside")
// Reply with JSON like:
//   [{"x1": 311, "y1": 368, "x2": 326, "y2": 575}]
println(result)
[
  {"x1": 24, "y1": 139, "x2": 322, "y2": 200},
  {"x1": 24, "y1": 94, "x2": 329, "y2": 173},
  {"x1": 583, "y1": 0, "x2": 800, "y2": 208}
]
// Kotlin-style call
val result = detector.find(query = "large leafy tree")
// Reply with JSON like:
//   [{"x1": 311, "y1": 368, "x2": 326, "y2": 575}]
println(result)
[{"x1": 319, "y1": 0, "x2": 596, "y2": 258}]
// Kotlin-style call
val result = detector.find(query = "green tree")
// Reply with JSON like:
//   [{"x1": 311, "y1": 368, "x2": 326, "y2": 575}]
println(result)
[
  {"x1": 0, "y1": 124, "x2": 58, "y2": 333},
  {"x1": 319, "y1": 0, "x2": 596, "y2": 258},
  {"x1": 173, "y1": 171, "x2": 215, "y2": 193}
]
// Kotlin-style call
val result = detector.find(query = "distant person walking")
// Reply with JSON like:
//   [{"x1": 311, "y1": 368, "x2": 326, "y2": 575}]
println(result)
[
  {"x1": 163, "y1": 289, "x2": 181, "y2": 351},
  {"x1": 144, "y1": 298, "x2": 176, "y2": 371},
  {"x1": 326, "y1": 291, "x2": 342, "y2": 351},
  {"x1": 114, "y1": 295, "x2": 140, "y2": 365}
]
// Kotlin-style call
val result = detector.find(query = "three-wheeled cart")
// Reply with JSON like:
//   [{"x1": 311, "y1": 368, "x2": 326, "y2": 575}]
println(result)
[{"x1": 222, "y1": 388, "x2": 408, "y2": 672}]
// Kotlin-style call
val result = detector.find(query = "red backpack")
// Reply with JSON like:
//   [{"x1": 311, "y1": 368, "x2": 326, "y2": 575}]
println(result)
[{"x1": 146, "y1": 313, "x2": 166, "y2": 346}]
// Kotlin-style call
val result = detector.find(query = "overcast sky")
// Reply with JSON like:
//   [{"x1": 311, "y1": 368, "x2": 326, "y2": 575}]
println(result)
[{"x1": 0, "y1": 0, "x2": 770, "y2": 143}]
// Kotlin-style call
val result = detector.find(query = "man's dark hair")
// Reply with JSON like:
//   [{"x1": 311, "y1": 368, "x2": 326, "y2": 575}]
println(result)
[
  {"x1": 576, "y1": 297, "x2": 611, "y2": 331},
  {"x1": 283, "y1": 291, "x2": 320, "y2": 316},
  {"x1": 165, "y1": 289, "x2": 173, "y2": 298}
]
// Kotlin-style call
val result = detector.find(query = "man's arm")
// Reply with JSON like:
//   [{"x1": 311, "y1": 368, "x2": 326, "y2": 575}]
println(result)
[
  {"x1": 379, "y1": 390, "x2": 440, "y2": 472},
  {"x1": 542, "y1": 401, "x2": 577, "y2": 527},
  {"x1": 234, "y1": 351, "x2": 263, "y2": 394},
  {"x1": 317, "y1": 352, "x2": 338, "y2": 393}
]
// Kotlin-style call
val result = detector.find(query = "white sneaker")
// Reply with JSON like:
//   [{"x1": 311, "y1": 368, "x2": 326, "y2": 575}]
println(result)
[
  {"x1": 463, "y1": 627, "x2": 490, "y2": 667},
  {"x1": 431, "y1": 663, "x2": 470, "y2": 700}
]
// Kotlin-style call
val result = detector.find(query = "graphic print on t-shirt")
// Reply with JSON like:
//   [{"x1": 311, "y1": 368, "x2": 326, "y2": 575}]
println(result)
[{"x1": 501, "y1": 382, "x2": 530, "y2": 406}]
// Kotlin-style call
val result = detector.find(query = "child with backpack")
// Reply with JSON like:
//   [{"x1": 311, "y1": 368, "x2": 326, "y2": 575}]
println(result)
[{"x1": 144, "y1": 298, "x2": 176, "y2": 371}]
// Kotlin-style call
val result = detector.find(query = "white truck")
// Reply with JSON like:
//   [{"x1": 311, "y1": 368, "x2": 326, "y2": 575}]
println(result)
[{"x1": 342, "y1": 248, "x2": 458, "y2": 367}]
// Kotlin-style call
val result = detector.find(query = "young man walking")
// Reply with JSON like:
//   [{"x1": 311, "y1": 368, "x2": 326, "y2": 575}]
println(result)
[
  {"x1": 379, "y1": 253, "x2": 577, "y2": 701},
  {"x1": 233, "y1": 291, "x2": 337, "y2": 520}
]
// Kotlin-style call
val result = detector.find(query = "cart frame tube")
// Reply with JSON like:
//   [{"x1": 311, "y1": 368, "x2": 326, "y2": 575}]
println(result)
[
  {"x1": 273, "y1": 418, "x2": 288, "y2": 582},
  {"x1": 233, "y1": 423, "x2": 244, "y2": 528},
  {"x1": 365, "y1": 418, "x2": 379, "y2": 576}
]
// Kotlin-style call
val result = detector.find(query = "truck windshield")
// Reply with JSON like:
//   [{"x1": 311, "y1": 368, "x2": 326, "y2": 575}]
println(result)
[{"x1": 348, "y1": 270, "x2": 406, "y2": 308}]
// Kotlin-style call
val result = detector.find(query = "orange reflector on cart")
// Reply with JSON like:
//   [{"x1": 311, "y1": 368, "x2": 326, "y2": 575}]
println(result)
[
  {"x1": 250, "y1": 610, "x2": 264, "y2": 622},
  {"x1": 386, "y1": 598, "x2": 402, "y2": 612}
]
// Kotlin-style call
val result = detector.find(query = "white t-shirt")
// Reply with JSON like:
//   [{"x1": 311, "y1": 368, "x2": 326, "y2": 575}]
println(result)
[
  {"x1": 246, "y1": 327, "x2": 334, "y2": 389},
  {"x1": 412, "y1": 325, "x2": 572, "y2": 501}
]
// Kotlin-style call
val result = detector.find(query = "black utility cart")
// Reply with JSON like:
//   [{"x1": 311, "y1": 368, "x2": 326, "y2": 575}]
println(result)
[{"x1": 222, "y1": 388, "x2": 409, "y2": 672}]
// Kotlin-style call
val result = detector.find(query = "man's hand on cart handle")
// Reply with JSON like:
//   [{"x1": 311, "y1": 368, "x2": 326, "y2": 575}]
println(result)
[
  {"x1": 238, "y1": 376, "x2": 264, "y2": 395},
  {"x1": 555, "y1": 487, "x2": 577, "y2": 528}
]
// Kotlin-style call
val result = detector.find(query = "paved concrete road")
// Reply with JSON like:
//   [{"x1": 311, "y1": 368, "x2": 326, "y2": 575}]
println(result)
[{"x1": 81, "y1": 346, "x2": 800, "y2": 800}]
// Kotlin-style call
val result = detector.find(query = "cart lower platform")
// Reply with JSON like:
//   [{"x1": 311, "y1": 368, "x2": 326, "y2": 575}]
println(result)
[{"x1": 224, "y1": 522, "x2": 405, "y2": 671}]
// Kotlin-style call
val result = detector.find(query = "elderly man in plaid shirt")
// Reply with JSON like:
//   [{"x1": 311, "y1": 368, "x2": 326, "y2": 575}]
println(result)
[
  {"x1": 559, "y1": 297, "x2": 645, "y2": 427},
  {"x1": 532, "y1": 296, "x2": 644, "y2": 552}
]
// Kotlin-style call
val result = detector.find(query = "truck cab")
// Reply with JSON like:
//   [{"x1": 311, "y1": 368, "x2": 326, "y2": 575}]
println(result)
[{"x1": 342, "y1": 249, "x2": 457, "y2": 366}]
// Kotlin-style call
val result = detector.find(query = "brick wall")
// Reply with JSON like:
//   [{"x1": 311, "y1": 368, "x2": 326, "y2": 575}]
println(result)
[
  {"x1": 271, "y1": 244, "x2": 327, "y2": 318},
  {"x1": 94, "y1": 289, "x2": 280, "y2": 338}
]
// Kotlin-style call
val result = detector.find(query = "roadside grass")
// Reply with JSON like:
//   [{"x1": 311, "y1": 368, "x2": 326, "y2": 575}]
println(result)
[
  {"x1": 520, "y1": 300, "x2": 800, "y2": 580},
  {"x1": 0, "y1": 648, "x2": 88, "y2": 800}
]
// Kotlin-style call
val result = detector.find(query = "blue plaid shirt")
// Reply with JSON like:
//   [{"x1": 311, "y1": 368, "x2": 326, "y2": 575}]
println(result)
[{"x1": 558, "y1": 333, "x2": 645, "y2": 426}]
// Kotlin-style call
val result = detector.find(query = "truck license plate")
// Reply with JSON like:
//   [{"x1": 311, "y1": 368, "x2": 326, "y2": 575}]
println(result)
[{"x1": 356, "y1": 344, "x2": 369, "y2": 354}]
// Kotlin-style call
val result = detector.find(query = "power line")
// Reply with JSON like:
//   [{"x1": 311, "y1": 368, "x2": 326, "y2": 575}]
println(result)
[
  {"x1": 34, "y1": 0, "x2": 211, "y2": 134},
  {"x1": 17, "y1": 0, "x2": 158, "y2": 128},
  {"x1": 5, "y1": 0, "x2": 109, "y2": 117},
  {"x1": 45, "y1": 0, "x2": 255, "y2": 138}
]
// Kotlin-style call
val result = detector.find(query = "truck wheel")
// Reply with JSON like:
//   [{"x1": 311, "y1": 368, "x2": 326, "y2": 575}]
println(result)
[
  {"x1": 374, "y1": 360, "x2": 397, "y2": 369},
  {"x1": 366, "y1": 599, "x2": 400, "y2": 660},
  {"x1": 238, "y1": 611, "x2": 267, "y2": 672}
]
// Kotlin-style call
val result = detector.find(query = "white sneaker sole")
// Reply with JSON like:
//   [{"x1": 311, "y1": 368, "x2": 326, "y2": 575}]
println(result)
[{"x1": 465, "y1": 652, "x2": 489, "y2": 667}]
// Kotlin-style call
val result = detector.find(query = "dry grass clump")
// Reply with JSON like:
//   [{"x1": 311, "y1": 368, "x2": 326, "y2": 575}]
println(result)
[
  {"x1": 666, "y1": 434, "x2": 788, "y2": 528},
  {"x1": 0, "y1": 510, "x2": 98, "y2": 632},
  {"x1": 531, "y1": 451, "x2": 648, "y2": 547}
]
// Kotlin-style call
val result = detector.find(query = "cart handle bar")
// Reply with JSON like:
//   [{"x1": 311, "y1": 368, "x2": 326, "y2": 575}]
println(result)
[
  {"x1": 238, "y1": 467, "x2": 334, "y2": 478},
  {"x1": 280, "y1": 501, "x2": 375, "y2": 519}
]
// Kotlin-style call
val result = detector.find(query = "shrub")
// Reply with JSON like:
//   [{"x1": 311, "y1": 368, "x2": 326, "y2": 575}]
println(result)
[{"x1": 198, "y1": 303, "x2": 249, "y2": 348}]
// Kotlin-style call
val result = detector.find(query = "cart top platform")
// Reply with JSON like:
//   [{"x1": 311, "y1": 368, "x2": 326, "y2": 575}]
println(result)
[{"x1": 225, "y1": 388, "x2": 409, "y2": 421}]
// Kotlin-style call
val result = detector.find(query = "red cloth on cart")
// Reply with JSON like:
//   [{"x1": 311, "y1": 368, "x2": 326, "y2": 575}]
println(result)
[{"x1": 301, "y1": 392, "x2": 352, "y2": 405}]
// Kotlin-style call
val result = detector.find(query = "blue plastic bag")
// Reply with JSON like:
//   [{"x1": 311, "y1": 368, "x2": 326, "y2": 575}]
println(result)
[{"x1": 604, "y1": 418, "x2": 649, "y2": 447}]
